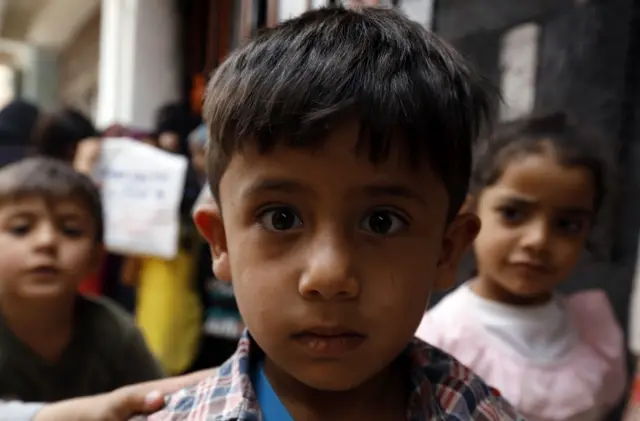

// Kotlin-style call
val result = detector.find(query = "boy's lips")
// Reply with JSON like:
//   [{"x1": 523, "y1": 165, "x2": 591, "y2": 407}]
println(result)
[
  {"x1": 292, "y1": 326, "x2": 366, "y2": 357},
  {"x1": 296, "y1": 326, "x2": 363, "y2": 336},
  {"x1": 28, "y1": 265, "x2": 61, "y2": 276}
]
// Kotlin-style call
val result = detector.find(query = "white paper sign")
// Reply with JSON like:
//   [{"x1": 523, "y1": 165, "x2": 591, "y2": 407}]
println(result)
[
  {"x1": 96, "y1": 138, "x2": 188, "y2": 259},
  {"x1": 499, "y1": 22, "x2": 540, "y2": 122}
]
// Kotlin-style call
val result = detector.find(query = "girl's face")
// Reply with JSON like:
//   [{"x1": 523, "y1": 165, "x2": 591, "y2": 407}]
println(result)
[{"x1": 473, "y1": 150, "x2": 596, "y2": 305}]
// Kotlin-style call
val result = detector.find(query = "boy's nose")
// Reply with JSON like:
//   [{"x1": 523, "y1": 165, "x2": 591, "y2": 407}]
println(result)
[
  {"x1": 33, "y1": 224, "x2": 58, "y2": 251},
  {"x1": 298, "y1": 234, "x2": 360, "y2": 301}
]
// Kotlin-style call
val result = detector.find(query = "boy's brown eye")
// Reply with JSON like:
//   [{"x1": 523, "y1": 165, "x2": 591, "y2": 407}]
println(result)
[
  {"x1": 8, "y1": 224, "x2": 30, "y2": 236},
  {"x1": 360, "y1": 209, "x2": 407, "y2": 236},
  {"x1": 61, "y1": 226, "x2": 84, "y2": 237},
  {"x1": 258, "y1": 206, "x2": 303, "y2": 232},
  {"x1": 369, "y1": 212, "x2": 393, "y2": 234}
]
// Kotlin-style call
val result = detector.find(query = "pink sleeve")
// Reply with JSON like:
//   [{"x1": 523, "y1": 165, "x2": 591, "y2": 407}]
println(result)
[
  {"x1": 567, "y1": 290, "x2": 628, "y2": 408},
  {"x1": 603, "y1": 345, "x2": 628, "y2": 408},
  {"x1": 415, "y1": 311, "x2": 448, "y2": 348}
]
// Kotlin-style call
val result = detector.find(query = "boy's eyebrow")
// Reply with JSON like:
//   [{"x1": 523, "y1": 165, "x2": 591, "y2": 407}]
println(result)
[
  {"x1": 242, "y1": 178, "x2": 428, "y2": 206},
  {"x1": 55, "y1": 212, "x2": 87, "y2": 221},
  {"x1": 242, "y1": 179, "x2": 307, "y2": 197},
  {"x1": 3, "y1": 210, "x2": 35, "y2": 220},
  {"x1": 358, "y1": 184, "x2": 429, "y2": 206}
]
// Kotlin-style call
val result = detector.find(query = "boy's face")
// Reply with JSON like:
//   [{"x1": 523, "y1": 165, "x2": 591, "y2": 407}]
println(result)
[
  {"x1": 195, "y1": 122, "x2": 478, "y2": 391},
  {"x1": 0, "y1": 197, "x2": 100, "y2": 300}
]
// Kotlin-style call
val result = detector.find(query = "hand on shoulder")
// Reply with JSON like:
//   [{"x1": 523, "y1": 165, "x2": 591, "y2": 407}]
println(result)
[{"x1": 33, "y1": 368, "x2": 214, "y2": 421}]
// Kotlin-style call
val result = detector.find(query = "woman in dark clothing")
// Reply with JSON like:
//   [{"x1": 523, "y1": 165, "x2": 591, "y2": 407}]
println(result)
[
  {"x1": 0, "y1": 100, "x2": 40, "y2": 167},
  {"x1": 153, "y1": 103, "x2": 203, "y2": 217}
]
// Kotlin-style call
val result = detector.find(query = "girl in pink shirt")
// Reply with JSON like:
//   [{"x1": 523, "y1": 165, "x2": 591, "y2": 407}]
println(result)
[{"x1": 417, "y1": 114, "x2": 626, "y2": 421}]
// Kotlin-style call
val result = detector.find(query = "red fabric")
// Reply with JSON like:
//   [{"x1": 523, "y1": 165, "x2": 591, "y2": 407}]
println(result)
[
  {"x1": 78, "y1": 256, "x2": 105, "y2": 296},
  {"x1": 632, "y1": 375, "x2": 640, "y2": 404},
  {"x1": 78, "y1": 272, "x2": 102, "y2": 296}
]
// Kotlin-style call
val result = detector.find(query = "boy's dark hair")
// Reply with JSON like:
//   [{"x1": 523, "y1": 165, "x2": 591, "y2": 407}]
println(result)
[
  {"x1": 203, "y1": 6, "x2": 496, "y2": 218},
  {"x1": 470, "y1": 112, "x2": 612, "y2": 213},
  {"x1": 0, "y1": 157, "x2": 103, "y2": 243}
]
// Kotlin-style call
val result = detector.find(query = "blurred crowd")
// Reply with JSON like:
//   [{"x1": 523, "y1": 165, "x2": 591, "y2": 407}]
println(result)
[
  {"x1": 0, "y1": 99, "x2": 242, "y2": 376},
  {"x1": 0, "y1": 3, "x2": 640, "y2": 420}
]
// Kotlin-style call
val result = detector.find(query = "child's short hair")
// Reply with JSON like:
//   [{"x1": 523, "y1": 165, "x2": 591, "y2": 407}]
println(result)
[
  {"x1": 470, "y1": 113, "x2": 612, "y2": 213},
  {"x1": 0, "y1": 157, "x2": 103, "y2": 242},
  {"x1": 203, "y1": 6, "x2": 496, "y2": 217}
]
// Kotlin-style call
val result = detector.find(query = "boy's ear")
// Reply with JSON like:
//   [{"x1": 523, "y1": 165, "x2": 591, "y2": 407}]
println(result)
[
  {"x1": 193, "y1": 202, "x2": 231, "y2": 282},
  {"x1": 434, "y1": 212, "x2": 480, "y2": 290}
]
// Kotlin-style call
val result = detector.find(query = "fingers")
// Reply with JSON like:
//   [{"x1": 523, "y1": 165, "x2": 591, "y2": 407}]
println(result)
[
  {"x1": 106, "y1": 369, "x2": 215, "y2": 419},
  {"x1": 142, "y1": 391, "x2": 166, "y2": 411},
  {"x1": 111, "y1": 389, "x2": 165, "y2": 418},
  {"x1": 123, "y1": 369, "x2": 215, "y2": 397},
  {"x1": 154, "y1": 368, "x2": 215, "y2": 393}
]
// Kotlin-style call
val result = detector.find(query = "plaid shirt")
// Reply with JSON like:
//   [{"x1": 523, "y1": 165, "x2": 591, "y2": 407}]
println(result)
[{"x1": 147, "y1": 332, "x2": 525, "y2": 421}]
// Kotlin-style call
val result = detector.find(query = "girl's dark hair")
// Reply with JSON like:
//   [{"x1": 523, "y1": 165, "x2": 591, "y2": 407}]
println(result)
[
  {"x1": 470, "y1": 113, "x2": 613, "y2": 214},
  {"x1": 154, "y1": 103, "x2": 201, "y2": 157}
]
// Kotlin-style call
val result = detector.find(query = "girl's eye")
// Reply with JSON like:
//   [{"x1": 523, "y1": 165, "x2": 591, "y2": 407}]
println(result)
[
  {"x1": 258, "y1": 207, "x2": 303, "y2": 232},
  {"x1": 360, "y1": 210, "x2": 408, "y2": 236},
  {"x1": 555, "y1": 217, "x2": 584, "y2": 235},
  {"x1": 498, "y1": 206, "x2": 525, "y2": 224}
]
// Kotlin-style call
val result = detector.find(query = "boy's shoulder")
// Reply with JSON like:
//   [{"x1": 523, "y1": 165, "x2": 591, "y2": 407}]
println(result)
[
  {"x1": 408, "y1": 339, "x2": 524, "y2": 420},
  {"x1": 75, "y1": 295, "x2": 141, "y2": 347},
  {"x1": 147, "y1": 337, "x2": 254, "y2": 421},
  {"x1": 147, "y1": 335, "x2": 523, "y2": 421}
]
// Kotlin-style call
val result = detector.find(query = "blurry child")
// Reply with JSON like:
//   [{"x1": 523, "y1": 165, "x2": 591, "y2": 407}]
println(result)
[
  {"x1": 417, "y1": 114, "x2": 626, "y2": 421},
  {"x1": 134, "y1": 110, "x2": 204, "y2": 376},
  {"x1": 30, "y1": 108, "x2": 103, "y2": 297},
  {"x1": 187, "y1": 124, "x2": 207, "y2": 184},
  {"x1": 148, "y1": 5, "x2": 522, "y2": 421},
  {"x1": 189, "y1": 184, "x2": 244, "y2": 371},
  {"x1": 0, "y1": 157, "x2": 163, "y2": 402}
]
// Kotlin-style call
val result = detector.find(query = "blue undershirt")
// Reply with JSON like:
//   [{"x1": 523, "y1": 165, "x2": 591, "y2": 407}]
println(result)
[{"x1": 254, "y1": 360, "x2": 294, "y2": 421}]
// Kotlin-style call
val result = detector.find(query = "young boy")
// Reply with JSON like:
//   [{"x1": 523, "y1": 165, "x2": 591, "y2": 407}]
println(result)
[
  {"x1": 150, "y1": 6, "x2": 522, "y2": 421},
  {"x1": 0, "y1": 157, "x2": 164, "y2": 403}
]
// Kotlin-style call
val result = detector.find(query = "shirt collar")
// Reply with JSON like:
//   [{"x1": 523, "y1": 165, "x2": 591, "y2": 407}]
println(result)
[{"x1": 159, "y1": 330, "x2": 520, "y2": 421}]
